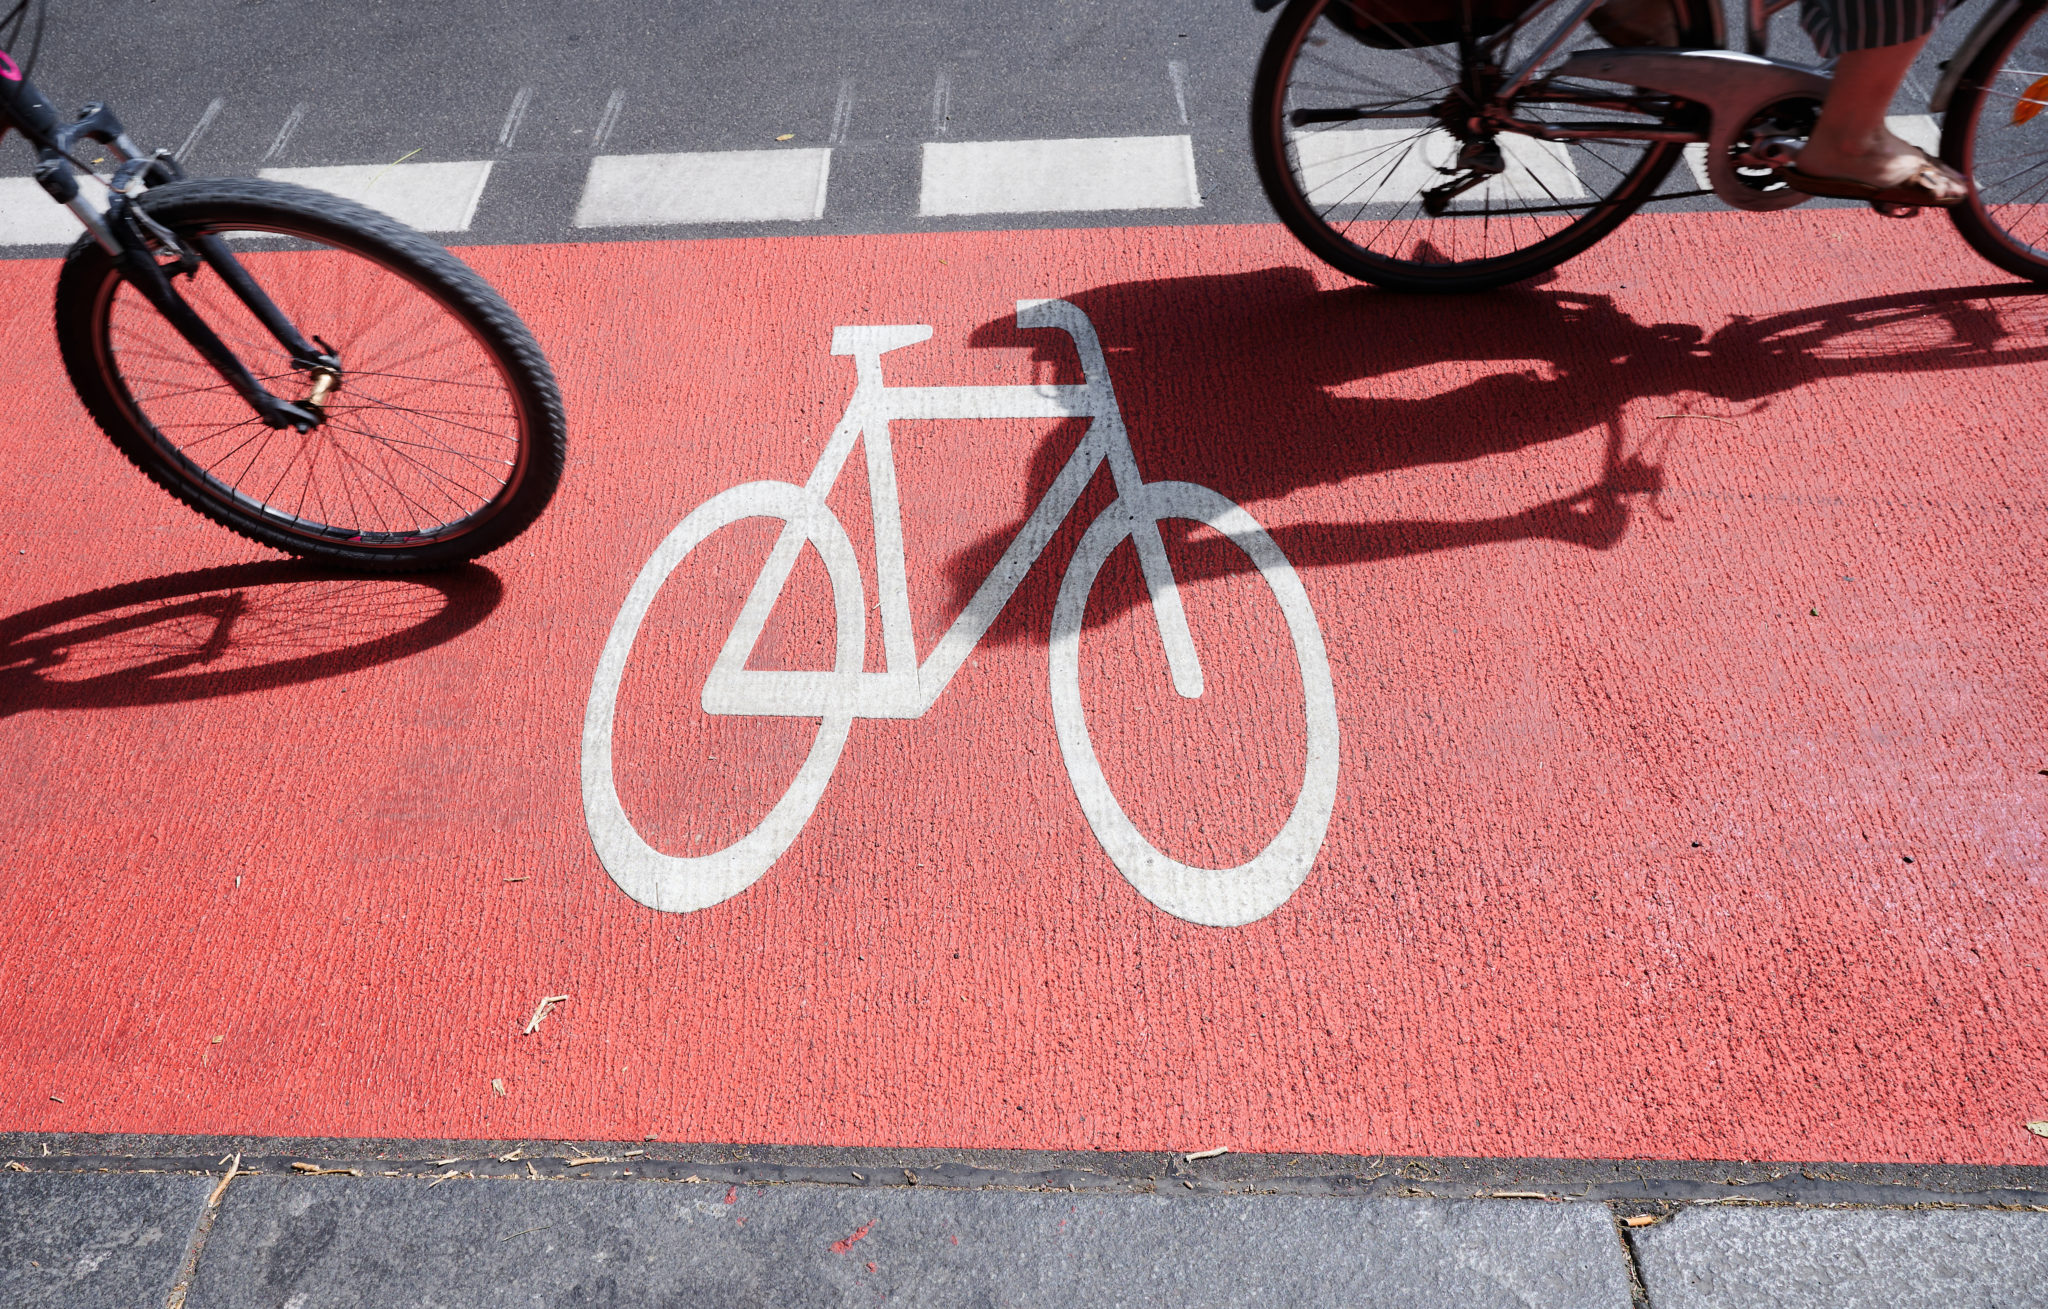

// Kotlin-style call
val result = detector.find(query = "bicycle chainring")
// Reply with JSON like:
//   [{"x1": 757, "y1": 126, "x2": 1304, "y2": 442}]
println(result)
[{"x1": 1710, "y1": 96, "x2": 1822, "y2": 211}]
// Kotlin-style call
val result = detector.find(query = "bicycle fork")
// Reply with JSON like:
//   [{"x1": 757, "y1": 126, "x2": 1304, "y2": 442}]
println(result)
[
  {"x1": 707, "y1": 299, "x2": 1205, "y2": 721},
  {"x1": 4, "y1": 72, "x2": 337, "y2": 431}
]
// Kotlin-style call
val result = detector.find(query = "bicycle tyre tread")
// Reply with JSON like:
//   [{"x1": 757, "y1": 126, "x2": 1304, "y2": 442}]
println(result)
[
  {"x1": 53, "y1": 177, "x2": 566, "y2": 573},
  {"x1": 1250, "y1": 0, "x2": 1713, "y2": 293},
  {"x1": 1942, "y1": 0, "x2": 2048, "y2": 284}
]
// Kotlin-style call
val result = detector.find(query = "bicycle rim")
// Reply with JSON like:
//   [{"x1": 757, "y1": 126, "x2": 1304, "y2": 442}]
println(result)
[
  {"x1": 1946, "y1": 0, "x2": 2048, "y2": 281},
  {"x1": 1253, "y1": 0, "x2": 1704, "y2": 291},
  {"x1": 92, "y1": 225, "x2": 532, "y2": 551}
]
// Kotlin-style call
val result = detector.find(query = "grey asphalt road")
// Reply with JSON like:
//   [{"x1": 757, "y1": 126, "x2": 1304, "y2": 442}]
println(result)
[
  {"x1": 6, "y1": 0, "x2": 1276, "y2": 242},
  {"x1": 4, "y1": 0, "x2": 1963, "y2": 249}
]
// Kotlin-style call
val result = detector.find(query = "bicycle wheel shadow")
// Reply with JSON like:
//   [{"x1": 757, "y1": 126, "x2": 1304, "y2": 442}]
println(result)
[
  {"x1": 946, "y1": 268, "x2": 2048, "y2": 643},
  {"x1": 0, "y1": 561, "x2": 502, "y2": 716}
]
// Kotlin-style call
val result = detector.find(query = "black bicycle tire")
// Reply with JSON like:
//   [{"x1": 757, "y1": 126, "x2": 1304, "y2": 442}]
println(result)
[
  {"x1": 54, "y1": 177, "x2": 567, "y2": 572},
  {"x1": 1942, "y1": 0, "x2": 2048, "y2": 283},
  {"x1": 1250, "y1": 0, "x2": 1713, "y2": 293}
]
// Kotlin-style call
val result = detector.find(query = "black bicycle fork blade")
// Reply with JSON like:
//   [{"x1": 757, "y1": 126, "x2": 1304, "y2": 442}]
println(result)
[
  {"x1": 190, "y1": 232, "x2": 328, "y2": 364},
  {"x1": 116, "y1": 245, "x2": 318, "y2": 430}
]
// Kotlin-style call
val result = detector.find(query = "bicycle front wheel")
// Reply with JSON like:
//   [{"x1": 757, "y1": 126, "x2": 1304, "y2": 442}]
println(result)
[
  {"x1": 1251, "y1": 0, "x2": 1716, "y2": 291},
  {"x1": 54, "y1": 178, "x2": 566, "y2": 571},
  {"x1": 1944, "y1": 0, "x2": 2048, "y2": 282}
]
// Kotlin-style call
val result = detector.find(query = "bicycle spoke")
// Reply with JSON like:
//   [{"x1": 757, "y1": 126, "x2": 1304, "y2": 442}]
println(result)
[
  {"x1": 103, "y1": 221, "x2": 524, "y2": 544},
  {"x1": 1258, "y1": 0, "x2": 1690, "y2": 285}
]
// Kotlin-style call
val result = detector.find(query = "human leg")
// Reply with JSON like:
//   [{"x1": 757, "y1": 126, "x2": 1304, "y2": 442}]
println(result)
[{"x1": 1792, "y1": 0, "x2": 1965, "y2": 200}]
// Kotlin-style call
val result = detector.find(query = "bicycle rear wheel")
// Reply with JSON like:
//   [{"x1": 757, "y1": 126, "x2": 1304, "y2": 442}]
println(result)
[
  {"x1": 1252, "y1": 0, "x2": 1715, "y2": 292},
  {"x1": 1943, "y1": 0, "x2": 2048, "y2": 283},
  {"x1": 55, "y1": 178, "x2": 566, "y2": 571}
]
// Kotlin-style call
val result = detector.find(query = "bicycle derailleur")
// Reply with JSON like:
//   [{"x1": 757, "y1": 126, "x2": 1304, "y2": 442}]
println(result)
[
  {"x1": 1420, "y1": 72, "x2": 1510, "y2": 217},
  {"x1": 1422, "y1": 137, "x2": 1507, "y2": 215}
]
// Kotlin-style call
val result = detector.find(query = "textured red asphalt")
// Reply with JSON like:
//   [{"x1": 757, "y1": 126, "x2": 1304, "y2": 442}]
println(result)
[{"x1": 2, "y1": 212, "x2": 2044, "y2": 1165}]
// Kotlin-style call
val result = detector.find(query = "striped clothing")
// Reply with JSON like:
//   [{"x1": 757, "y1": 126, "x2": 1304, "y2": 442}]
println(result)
[{"x1": 1801, "y1": 0, "x2": 1949, "y2": 56}]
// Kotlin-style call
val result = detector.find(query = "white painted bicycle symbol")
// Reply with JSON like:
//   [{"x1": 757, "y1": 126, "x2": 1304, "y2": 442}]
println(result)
[{"x1": 582, "y1": 300, "x2": 1339, "y2": 926}]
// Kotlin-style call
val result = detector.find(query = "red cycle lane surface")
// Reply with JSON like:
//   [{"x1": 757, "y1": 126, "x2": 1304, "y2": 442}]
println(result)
[{"x1": 1, "y1": 213, "x2": 2043, "y2": 1165}]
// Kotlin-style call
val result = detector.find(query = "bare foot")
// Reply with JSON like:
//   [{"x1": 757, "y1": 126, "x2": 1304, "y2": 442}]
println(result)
[{"x1": 1797, "y1": 124, "x2": 1966, "y2": 201}]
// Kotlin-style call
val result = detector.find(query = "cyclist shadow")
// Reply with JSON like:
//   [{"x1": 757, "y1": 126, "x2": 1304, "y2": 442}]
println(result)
[
  {"x1": 945, "y1": 268, "x2": 2048, "y2": 643},
  {"x1": 0, "y1": 561, "x2": 502, "y2": 716}
]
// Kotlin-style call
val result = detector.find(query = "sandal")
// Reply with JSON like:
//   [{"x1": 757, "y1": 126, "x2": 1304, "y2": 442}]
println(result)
[{"x1": 1784, "y1": 148, "x2": 1968, "y2": 209}]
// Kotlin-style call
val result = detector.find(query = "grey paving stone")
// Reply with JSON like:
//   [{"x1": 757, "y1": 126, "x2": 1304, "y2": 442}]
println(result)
[
  {"x1": 1633, "y1": 1205, "x2": 2048, "y2": 1309},
  {"x1": 187, "y1": 1178, "x2": 1632, "y2": 1308},
  {"x1": 0, "y1": 1170, "x2": 213, "y2": 1309}
]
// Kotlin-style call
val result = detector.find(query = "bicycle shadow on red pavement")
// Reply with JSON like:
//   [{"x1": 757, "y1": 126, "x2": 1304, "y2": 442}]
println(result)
[
  {"x1": 945, "y1": 268, "x2": 2048, "y2": 643},
  {"x1": 0, "y1": 561, "x2": 501, "y2": 716}
]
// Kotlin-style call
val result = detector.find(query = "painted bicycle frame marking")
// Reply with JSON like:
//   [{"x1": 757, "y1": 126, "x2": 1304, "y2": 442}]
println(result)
[{"x1": 583, "y1": 299, "x2": 1341, "y2": 927}]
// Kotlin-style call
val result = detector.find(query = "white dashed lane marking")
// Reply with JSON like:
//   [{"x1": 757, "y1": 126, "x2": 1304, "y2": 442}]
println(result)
[
  {"x1": 259, "y1": 160, "x2": 496, "y2": 232},
  {"x1": 0, "y1": 177, "x2": 101, "y2": 246},
  {"x1": 917, "y1": 135, "x2": 1201, "y2": 216},
  {"x1": 1886, "y1": 114, "x2": 1942, "y2": 156},
  {"x1": 574, "y1": 149, "x2": 834, "y2": 227},
  {"x1": 1293, "y1": 129, "x2": 1583, "y2": 209},
  {"x1": 24, "y1": 107, "x2": 1935, "y2": 248}
]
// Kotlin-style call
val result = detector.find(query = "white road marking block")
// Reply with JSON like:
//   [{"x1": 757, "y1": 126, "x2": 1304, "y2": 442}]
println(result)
[
  {"x1": 0, "y1": 177, "x2": 101, "y2": 246},
  {"x1": 258, "y1": 160, "x2": 495, "y2": 232},
  {"x1": 918, "y1": 135, "x2": 1201, "y2": 216},
  {"x1": 1886, "y1": 114, "x2": 1941, "y2": 156},
  {"x1": 1685, "y1": 142, "x2": 1712, "y2": 191},
  {"x1": 1290, "y1": 129, "x2": 1583, "y2": 210},
  {"x1": 574, "y1": 149, "x2": 833, "y2": 226}
]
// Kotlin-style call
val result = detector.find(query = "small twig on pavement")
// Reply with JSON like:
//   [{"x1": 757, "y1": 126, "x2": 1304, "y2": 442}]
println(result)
[
  {"x1": 523, "y1": 995, "x2": 571, "y2": 1035},
  {"x1": 500, "y1": 1224, "x2": 553, "y2": 1242},
  {"x1": 207, "y1": 1153, "x2": 242, "y2": 1206}
]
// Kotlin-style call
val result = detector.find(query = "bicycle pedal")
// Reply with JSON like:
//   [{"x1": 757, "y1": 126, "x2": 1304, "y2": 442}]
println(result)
[{"x1": 1871, "y1": 201, "x2": 1923, "y2": 219}]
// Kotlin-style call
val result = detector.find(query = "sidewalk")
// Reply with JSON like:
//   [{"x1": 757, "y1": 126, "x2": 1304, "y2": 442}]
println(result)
[{"x1": 7, "y1": 1138, "x2": 2047, "y2": 1307}]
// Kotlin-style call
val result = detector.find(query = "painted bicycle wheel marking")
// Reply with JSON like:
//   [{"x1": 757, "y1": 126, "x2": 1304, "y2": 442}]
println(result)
[{"x1": 582, "y1": 299, "x2": 1340, "y2": 926}]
